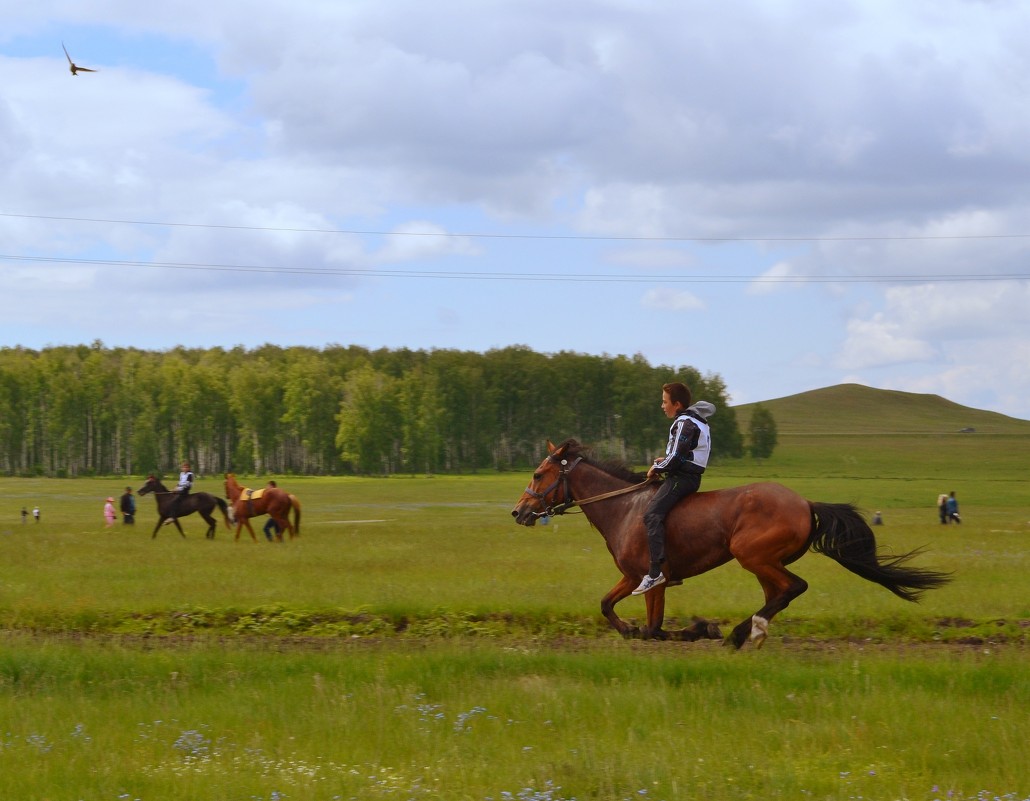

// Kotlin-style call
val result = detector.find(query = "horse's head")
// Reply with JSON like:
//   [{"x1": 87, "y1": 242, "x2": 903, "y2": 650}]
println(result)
[
  {"x1": 511, "y1": 440, "x2": 582, "y2": 526},
  {"x1": 137, "y1": 475, "x2": 159, "y2": 495}
]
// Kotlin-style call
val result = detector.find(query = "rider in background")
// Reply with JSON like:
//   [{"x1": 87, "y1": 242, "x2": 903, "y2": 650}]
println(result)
[
  {"x1": 163, "y1": 460, "x2": 194, "y2": 525},
  {"x1": 632, "y1": 381, "x2": 714, "y2": 595}
]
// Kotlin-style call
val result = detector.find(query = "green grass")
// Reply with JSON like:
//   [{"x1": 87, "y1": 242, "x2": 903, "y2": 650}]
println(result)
[
  {"x1": 3, "y1": 469, "x2": 1027, "y2": 637},
  {"x1": 1, "y1": 636, "x2": 1026, "y2": 801}
]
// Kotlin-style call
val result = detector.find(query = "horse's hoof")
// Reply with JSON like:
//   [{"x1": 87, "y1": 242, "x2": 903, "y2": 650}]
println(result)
[
  {"x1": 724, "y1": 623, "x2": 749, "y2": 650},
  {"x1": 748, "y1": 615, "x2": 769, "y2": 648}
]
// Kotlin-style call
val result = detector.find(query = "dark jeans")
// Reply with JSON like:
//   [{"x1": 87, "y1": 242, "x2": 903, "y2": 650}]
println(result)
[
  {"x1": 168, "y1": 489, "x2": 189, "y2": 518},
  {"x1": 643, "y1": 473, "x2": 701, "y2": 576}
]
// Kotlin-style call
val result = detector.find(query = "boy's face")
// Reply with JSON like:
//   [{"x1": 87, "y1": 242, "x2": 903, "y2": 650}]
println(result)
[{"x1": 661, "y1": 391, "x2": 683, "y2": 419}]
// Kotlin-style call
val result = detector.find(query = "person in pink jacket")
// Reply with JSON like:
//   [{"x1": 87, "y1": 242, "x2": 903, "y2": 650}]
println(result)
[{"x1": 103, "y1": 497, "x2": 117, "y2": 527}]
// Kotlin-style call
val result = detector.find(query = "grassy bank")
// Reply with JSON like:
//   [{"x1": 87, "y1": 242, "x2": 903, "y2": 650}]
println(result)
[{"x1": 1, "y1": 635, "x2": 1026, "y2": 801}]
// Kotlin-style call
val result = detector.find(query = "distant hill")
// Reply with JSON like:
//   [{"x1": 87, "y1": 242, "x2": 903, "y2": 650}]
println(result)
[{"x1": 732, "y1": 383, "x2": 1030, "y2": 436}]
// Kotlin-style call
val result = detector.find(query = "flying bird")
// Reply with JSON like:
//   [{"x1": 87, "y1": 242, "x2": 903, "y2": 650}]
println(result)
[{"x1": 62, "y1": 42, "x2": 97, "y2": 76}]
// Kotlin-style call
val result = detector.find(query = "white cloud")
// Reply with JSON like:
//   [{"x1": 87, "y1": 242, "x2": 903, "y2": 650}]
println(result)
[
  {"x1": 372, "y1": 222, "x2": 479, "y2": 265},
  {"x1": 641, "y1": 288, "x2": 705, "y2": 312},
  {"x1": 836, "y1": 314, "x2": 937, "y2": 370},
  {"x1": 834, "y1": 280, "x2": 1030, "y2": 404},
  {"x1": 747, "y1": 260, "x2": 796, "y2": 295}
]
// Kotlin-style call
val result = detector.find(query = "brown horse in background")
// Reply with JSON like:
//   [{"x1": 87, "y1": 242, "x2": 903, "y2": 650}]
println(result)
[
  {"x1": 224, "y1": 473, "x2": 301, "y2": 542},
  {"x1": 511, "y1": 439, "x2": 951, "y2": 648}
]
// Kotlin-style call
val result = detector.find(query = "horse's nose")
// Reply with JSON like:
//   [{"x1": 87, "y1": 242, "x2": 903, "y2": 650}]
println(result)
[{"x1": 511, "y1": 504, "x2": 536, "y2": 526}]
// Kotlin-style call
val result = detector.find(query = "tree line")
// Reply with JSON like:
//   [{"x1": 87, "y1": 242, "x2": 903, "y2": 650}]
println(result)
[{"x1": 0, "y1": 342, "x2": 771, "y2": 478}]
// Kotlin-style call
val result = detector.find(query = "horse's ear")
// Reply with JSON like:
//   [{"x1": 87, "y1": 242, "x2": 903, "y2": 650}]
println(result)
[{"x1": 547, "y1": 440, "x2": 557, "y2": 454}]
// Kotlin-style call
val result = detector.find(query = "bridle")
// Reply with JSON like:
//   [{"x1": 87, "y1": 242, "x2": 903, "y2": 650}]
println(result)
[
  {"x1": 523, "y1": 452, "x2": 655, "y2": 519},
  {"x1": 523, "y1": 453, "x2": 583, "y2": 518}
]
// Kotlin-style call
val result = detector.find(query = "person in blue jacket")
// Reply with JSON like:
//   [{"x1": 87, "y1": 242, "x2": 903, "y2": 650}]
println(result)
[{"x1": 945, "y1": 491, "x2": 961, "y2": 523}]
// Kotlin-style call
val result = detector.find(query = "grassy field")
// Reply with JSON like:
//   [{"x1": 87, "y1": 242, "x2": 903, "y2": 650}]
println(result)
[
  {"x1": 1, "y1": 636, "x2": 1025, "y2": 801},
  {"x1": 1, "y1": 386, "x2": 1028, "y2": 800}
]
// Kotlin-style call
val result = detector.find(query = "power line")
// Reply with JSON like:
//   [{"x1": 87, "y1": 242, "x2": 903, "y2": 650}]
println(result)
[
  {"x1": 4, "y1": 211, "x2": 1030, "y2": 243},
  {"x1": 2, "y1": 253, "x2": 1027, "y2": 284}
]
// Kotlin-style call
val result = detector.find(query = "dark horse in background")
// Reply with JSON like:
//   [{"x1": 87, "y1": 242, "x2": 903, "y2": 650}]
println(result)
[
  {"x1": 138, "y1": 476, "x2": 233, "y2": 540},
  {"x1": 512, "y1": 440, "x2": 952, "y2": 648},
  {"x1": 224, "y1": 473, "x2": 301, "y2": 542}
]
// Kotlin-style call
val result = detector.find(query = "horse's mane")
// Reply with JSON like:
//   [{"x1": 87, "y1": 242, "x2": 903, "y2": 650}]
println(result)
[{"x1": 556, "y1": 439, "x2": 649, "y2": 484}]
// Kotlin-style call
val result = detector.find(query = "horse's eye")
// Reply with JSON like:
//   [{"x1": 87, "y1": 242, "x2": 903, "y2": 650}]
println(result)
[{"x1": 532, "y1": 473, "x2": 542, "y2": 481}]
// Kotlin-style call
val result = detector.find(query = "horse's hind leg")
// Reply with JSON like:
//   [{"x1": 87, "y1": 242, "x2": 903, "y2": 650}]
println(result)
[
  {"x1": 643, "y1": 589, "x2": 668, "y2": 640},
  {"x1": 200, "y1": 511, "x2": 216, "y2": 539},
  {"x1": 727, "y1": 563, "x2": 808, "y2": 650}
]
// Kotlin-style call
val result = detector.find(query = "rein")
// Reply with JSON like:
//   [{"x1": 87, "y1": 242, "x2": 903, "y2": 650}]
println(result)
[{"x1": 525, "y1": 454, "x2": 655, "y2": 518}]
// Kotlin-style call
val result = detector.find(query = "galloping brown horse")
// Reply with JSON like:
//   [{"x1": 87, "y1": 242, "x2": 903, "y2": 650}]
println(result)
[
  {"x1": 224, "y1": 473, "x2": 302, "y2": 542},
  {"x1": 511, "y1": 440, "x2": 951, "y2": 648}
]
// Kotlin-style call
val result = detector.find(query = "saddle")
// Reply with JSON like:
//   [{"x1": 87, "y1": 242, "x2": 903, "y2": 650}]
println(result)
[{"x1": 240, "y1": 485, "x2": 275, "y2": 518}]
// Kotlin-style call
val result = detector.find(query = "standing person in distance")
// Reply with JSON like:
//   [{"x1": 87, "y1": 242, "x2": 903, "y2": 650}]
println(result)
[
  {"x1": 163, "y1": 460, "x2": 195, "y2": 525},
  {"x1": 263, "y1": 480, "x2": 281, "y2": 541},
  {"x1": 633, "y1": 381, "x2": 714, "y2": 595},
  {"x1": 103, "y1": 497, "x2": 117, "y2": 527},
  {"x1": 945, "y1": 491, "x2": 961, "y2": 523},
  {"x1": 120, "y1": 486, "x2": 136, "y2": 524}
]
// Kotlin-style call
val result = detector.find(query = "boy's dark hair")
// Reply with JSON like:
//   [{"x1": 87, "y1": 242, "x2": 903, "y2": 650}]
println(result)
[{"x1": 663, "y1": 382, "x2": 692, "y2": 410}]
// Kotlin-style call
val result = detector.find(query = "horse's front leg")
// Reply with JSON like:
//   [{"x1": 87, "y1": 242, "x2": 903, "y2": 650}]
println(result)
[{"x1": 600, "y1": 576, "x2": 641, "y2": 639}]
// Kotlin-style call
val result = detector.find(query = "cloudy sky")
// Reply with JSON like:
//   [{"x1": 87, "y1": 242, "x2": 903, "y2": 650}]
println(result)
[{"x1": 3, "y1": 1, "x2": 1030, "y2": 419}]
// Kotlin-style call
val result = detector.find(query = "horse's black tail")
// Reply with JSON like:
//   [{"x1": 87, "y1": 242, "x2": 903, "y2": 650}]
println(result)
[
  {"x1": 215, "y1": 496, "x2": 233, "y2": 528},
  {"x1": 808, "y1": 502, "x2": 952, "y2": 602}
]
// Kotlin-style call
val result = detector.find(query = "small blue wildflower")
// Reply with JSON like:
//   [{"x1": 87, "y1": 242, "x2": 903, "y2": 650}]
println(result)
[
  {"x1": 173, "y1": 729, "x2": 210, "y2": 757},
  {"x1": 71, "y1": 723, "x2": 92, "y2": 742},
  {"x1": 454, "y1": 705, "x2": 487, "y2": 732},
  {"x1": 26, "y1": 733, "x2": 52, "y2": 753}
]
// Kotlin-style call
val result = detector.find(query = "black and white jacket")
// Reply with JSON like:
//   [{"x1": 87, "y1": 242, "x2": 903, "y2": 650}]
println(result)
[{"x1": 651, "y1": 402, "x2": 714, "y2": 476}]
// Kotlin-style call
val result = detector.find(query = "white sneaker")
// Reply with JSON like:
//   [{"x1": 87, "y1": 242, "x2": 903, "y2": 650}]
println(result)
[
  {"x1": 631, "y1": 573, "x2": 666, "y2": 595},
  {"x1": 163, "y1": 518, "x2": 175, "y2": 526}
]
